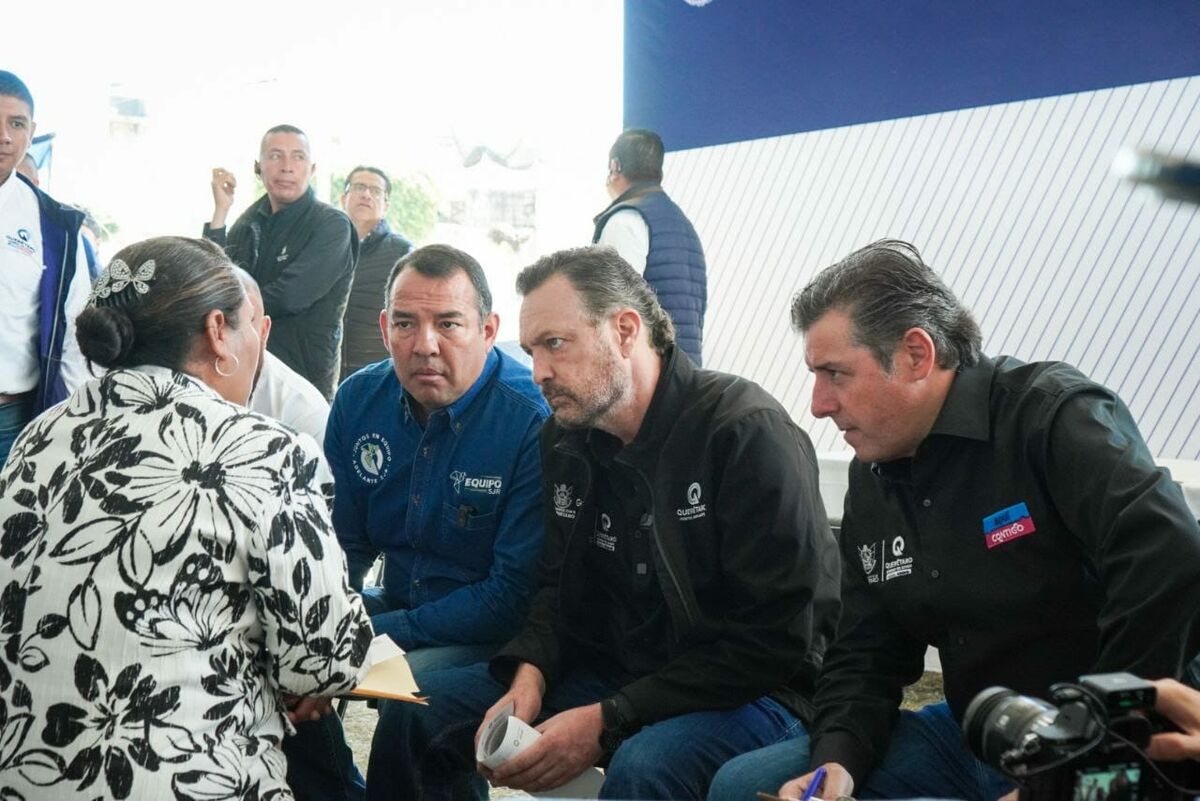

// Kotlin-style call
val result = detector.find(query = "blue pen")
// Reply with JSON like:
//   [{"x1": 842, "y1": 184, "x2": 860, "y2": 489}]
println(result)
[{"x1": 800, "y1": 765, "x2": 826, "y2": 801}]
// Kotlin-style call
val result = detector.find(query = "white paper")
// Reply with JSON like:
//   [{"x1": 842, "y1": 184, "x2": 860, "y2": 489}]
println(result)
[
  {"x1": 366, "y1": 634, "x2": 405, "y2": 667},
  {"x1": 475, "y1": 703, "x2": 605, "y2": 799}
]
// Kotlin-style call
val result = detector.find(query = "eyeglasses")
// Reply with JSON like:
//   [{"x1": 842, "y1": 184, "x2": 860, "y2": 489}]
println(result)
[{"x1": 347, "y1": 182, "x2": 386, "y2": 199}]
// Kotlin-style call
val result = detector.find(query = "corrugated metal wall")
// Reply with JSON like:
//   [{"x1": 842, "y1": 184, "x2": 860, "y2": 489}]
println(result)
[{"x1": 668, "y1": 76, "x2": 1200, "y2": 458}]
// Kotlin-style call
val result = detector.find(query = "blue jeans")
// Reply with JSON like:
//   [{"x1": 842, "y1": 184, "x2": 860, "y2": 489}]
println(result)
[
  {"x1": 367, "y1": 660, "x2": 804, "y2": 801},
  {"x1": 285, "y1": 643, "x2": 499, "y2": 801},
  {"x1": 286, "y1": 713, "x2": 364, "y2": 801},
  {"x1": 708, "y1": 701, "x2": 1012, "y2": 801},
  {"x1": 0, "y1": 398, "x2": 33, "y2": 469}
]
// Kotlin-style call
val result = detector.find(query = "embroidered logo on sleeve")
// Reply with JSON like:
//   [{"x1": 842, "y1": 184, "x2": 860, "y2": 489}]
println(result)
[{"x1": 983, "y1": 502, "x2": 1037, "y2": 549}]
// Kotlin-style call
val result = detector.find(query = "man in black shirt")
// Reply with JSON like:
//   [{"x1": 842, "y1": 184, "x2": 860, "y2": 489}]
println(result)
[
  {"x1": 204, "y1": 125, "x2": 358, "y2": 398},
  {"x1": 370, "y1": 245, "x2": 840, "y2": 801},
  {"x1": 711, "y1": 239, "x2": 1200, "y2": 801}
]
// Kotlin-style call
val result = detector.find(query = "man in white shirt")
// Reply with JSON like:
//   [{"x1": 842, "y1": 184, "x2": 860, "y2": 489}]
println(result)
[
  {"x1": 233, "y1": 268, "x2": 330, "y2": 444},
  {"x1": 591, "y1": 129, "x2": 708, "y2": 365},
  {"x1": 0, "y1": 71, "x2": 92, "y2": 466}
]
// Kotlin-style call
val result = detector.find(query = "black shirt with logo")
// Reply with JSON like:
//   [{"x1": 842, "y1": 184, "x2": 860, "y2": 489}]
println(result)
[
  {"x1": 809, "y1": 356, "x2": 1200, "y2": 786},
  {"x1": 575, "y1": 430, "x2": 672, "y2": 679},
  {"x1": 203, "y1": 187, "x2": 358, "y2": 398}
]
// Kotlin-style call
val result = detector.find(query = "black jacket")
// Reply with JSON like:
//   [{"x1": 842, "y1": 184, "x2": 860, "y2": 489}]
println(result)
[
  {"x1": 809, "y1": 356, "x2": 1200, "y2": 785},
  {"x1": 492, "y1": 348, "x2": 841, "y2": 727},
  {"x1": 340, "y1": 219, "x2": 411, "y2": 378},
  {"x1": 204, "y1": 187, "x2": 358, "y2": 398}
]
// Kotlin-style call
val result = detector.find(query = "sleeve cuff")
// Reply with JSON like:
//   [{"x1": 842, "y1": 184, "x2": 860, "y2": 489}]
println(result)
[
  {"x1": 809, "y1": 730, "x2": 875, "y2": 788},
  {"x1": 488, "y1": 651, "x2": 557, "y2": 688},
  {"x1": 202, "y1": 223, "x2": 227, "y2": 244},
  {"x1": 369, "y1": 609, "x2": 412, "y2": 650}
]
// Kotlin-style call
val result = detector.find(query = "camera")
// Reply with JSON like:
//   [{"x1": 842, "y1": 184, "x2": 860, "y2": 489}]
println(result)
[{"x1": 963, "y1": 672, "x2": 1199, "y2": 800}]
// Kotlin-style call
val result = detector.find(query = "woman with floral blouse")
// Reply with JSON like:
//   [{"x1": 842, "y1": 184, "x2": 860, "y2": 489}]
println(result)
[{"x1": 0, "y1": 236, "x2": 373, "y2": 800}]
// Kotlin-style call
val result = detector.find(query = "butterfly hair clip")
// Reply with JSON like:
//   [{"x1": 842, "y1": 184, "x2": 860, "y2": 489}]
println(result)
[{"x1": 88, "y1": 258, "x2": 157, "y2": 305}]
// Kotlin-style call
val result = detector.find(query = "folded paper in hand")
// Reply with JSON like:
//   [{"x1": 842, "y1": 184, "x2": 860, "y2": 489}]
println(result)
[
  {"x1": 475, "y1": 702, "x2": 604, "y2": 798},
  {"x1": 348, "y1": 635, "x2": 425, "y2": 703}
]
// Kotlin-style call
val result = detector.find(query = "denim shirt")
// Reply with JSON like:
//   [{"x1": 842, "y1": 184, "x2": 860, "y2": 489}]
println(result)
[{"x1": 326, "y1": 348, "x2": 550, "y2": 650}]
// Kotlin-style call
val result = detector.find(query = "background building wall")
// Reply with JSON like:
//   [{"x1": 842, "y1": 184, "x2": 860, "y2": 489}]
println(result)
[{"x1": 626, "y1": 0, "x2": 1200, "y2": 458}]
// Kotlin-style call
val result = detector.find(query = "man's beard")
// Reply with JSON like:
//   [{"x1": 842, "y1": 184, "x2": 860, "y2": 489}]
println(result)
[{"x1": 541, "y1": 345, "x2": 628, "y2": 430}]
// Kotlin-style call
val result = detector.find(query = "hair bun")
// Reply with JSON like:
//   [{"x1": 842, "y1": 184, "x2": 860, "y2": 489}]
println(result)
[{"x1": 76, "y1": 306, "x2": 136, "y2": 367}]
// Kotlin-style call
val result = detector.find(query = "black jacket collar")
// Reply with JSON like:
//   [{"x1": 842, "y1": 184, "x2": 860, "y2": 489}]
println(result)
[{"x1": 251, "y1": 185, "x2": 316, "y2": 222}]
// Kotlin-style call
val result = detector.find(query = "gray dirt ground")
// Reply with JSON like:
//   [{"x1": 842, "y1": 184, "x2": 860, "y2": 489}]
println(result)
[{"x1": 341, "y1": 672, "x2": 946, "y2": 799}]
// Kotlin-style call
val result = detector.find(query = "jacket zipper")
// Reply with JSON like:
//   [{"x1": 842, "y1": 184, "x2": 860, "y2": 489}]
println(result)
[
  {"x1": 630, "y1": 463, "x2": 699, "y2": 632},
  {"x1": 42, "y1": 231, "x2": 71, "y2": 404}
]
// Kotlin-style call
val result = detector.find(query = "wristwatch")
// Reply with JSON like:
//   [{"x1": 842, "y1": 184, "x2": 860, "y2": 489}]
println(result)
[{"x1": 599, "y1": 695, "x2": 638, "y2": 756}]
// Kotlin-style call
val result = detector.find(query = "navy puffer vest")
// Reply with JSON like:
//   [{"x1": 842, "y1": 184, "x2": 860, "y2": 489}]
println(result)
[{"x1": 593, "y1": 184, "x2": 707, "y2": 366}]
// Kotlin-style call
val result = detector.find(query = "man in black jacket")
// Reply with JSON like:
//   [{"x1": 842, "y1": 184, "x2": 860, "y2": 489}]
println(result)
[
  {"x1": 719, "y1": 239, "x2": 1200, "y2": 801},
  {"x1": 204, "y1": 124, "x2": 358, "y2": 398},
  {"x1": 339, "y1": 165, "x2": 411, "y2": 378},
  {"x1": 371, "y1": 245, "x2": 840, "y2": 801}
]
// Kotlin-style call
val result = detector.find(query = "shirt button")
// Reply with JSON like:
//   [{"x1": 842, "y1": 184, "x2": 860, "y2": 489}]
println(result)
[
  {"x1": 421, "y1": 447, "x2": 430, "y2": 457},
  {"x1": 413, "y1": 579, "x2": 421, "y2": 588},
  {"x1": 922, "y1": 498, "x2": 932, "y2": 508},
  {"x1": 454, "y1": 422, "x2": 463, "y2": 433},
  {"x1": 930, "y1": 569, "x2": 940, "y2": 579},
  {"x1": 412, "y1": 494, "x2": 421, "y2": 506}
]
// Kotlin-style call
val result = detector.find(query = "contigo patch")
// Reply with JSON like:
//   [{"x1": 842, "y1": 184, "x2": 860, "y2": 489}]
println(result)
[{"x1": 983, "y1": 502, "x2": 1036, "y2": 549}]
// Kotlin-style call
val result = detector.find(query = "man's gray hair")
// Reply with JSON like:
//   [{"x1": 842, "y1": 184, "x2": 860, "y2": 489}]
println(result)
[
  {"x1": 791, "y1": 239, "x2": 982, "y2": 371},
  {"x1": 516, "y1": 245, "x2": 675, "y2": 355}
]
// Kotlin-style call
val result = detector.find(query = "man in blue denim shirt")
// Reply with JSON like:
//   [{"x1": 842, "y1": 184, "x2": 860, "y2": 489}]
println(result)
[
  {"x1": 326, "y1": 243, "x2": 549, "y2": 672},
  {"x1": 282, "y1": 244, "x2": 547, "y2": 801}
]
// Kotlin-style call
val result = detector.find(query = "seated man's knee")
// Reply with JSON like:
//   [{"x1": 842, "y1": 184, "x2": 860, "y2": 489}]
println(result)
[
  {"x1": 707, "y1": 740, "x2": 808, "y2": 801},
  {"x1": 603, "y1": 737, "x2": 691, "y2": 799}
]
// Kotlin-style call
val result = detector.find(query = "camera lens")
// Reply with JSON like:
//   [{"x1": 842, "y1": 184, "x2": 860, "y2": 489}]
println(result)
[{"x1": 963, "y1": 686, "x2": 1058, "y2": 768}]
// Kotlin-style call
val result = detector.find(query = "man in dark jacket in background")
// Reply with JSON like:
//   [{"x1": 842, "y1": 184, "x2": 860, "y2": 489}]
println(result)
[
  {"x1": 204, "y1": 124, "x2": 357, "y2": 398},
  {"x1": 373, "y1": 245, "x2": 840, "y2": 801},
  {"x1": 593, "y1": 128, "x2": 707, "y2": 365},
  {"x1": 339, "y1": 165, "x2": 411, "y2": 378}
]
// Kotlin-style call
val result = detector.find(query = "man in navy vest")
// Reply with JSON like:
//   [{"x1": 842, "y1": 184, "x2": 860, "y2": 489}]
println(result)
[
  {"x1": 592, "y1": 129, "x2": 708, "y2": 366},
  {"x1": 0, "y1": 71, "x2": 94, "y2": 467}
]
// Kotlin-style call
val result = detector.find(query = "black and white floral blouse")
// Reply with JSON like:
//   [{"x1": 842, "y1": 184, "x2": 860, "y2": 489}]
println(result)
[{"x1": 0, "y1": 366, "x2": 373, "y2": 800}]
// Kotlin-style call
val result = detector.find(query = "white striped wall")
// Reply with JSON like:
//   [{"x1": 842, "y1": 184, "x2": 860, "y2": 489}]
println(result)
[{"x1": 667, "y1": 76, "x2": 1200, "y2": 459}]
